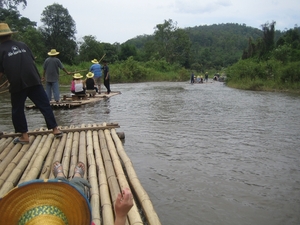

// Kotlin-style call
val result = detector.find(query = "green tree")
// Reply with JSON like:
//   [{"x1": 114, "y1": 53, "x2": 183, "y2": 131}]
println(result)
[
  {"x1": 39, "y1": 3, "x2": 77, "y2": 64},
  {"x1": 0, "y1": 0, "x2": 27, "y2": 9},
  {"x1": 119, "y1": 44, "x2": 137, "y2": 61},
  {"x1": 78, "y1": 35, "x2": 104, "y2": 62}
]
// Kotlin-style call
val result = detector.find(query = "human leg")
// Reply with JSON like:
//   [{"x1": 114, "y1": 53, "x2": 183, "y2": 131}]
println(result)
[
  {"x1": 52, "y1": 81, "x2": 60, "y2": 102},
  {"x1": 27, "y1": 85, "x2": 61, "y2": 135},
  {"x1": 69, "y1": 162, "x2": 91, "y2": 196},
  {"x1": 104, "y1": 78, "x2": 110, "y2": 94},
  {"x1": 45, "y1": 82, "x2": 52, "y2": 101},
  {"x1": 11, "y1": 90, "x2": 30, "y2": 143}
]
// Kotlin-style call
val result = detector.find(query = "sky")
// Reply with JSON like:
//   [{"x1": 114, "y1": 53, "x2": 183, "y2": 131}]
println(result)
[{"x1": 17, "y1": 0, "x2": 300, "y2": 44}]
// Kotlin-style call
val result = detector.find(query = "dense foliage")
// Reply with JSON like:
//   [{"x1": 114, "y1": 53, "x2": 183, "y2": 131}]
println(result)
[
  {"x1": 1, "y1": 3, "x2": 299, "y2": 91},
  {"x1": 226, "y1": 22, "x2": 300, "y2": 92}
]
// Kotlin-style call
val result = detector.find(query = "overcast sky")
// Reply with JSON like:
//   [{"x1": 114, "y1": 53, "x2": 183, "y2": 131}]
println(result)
[{"x1": 18, "y1": 0, "x2": 300, "y2": 44}]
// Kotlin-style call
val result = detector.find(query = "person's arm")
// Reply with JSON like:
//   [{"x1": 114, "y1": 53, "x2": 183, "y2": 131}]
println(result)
[
  {"x1": 114, "y1": 188, "x2": 133, "y2": 225},
  {"x1": 62, "y1": 68, "x2": 70, "y2": 75}
]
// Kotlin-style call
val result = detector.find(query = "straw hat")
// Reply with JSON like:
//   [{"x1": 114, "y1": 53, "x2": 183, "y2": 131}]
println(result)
[
  {"x1": 73, "y1": 73, "x2": 83, "y2": 79},
  {"x1": 86, "y1": 72, "x2": 94, "y2": 78},
  {"x1": 48, "y1": 49, "x2": 60, "y2": 56},
  {"x1": 0, "y1": 179, "x2": 91, "y2": 225},
  {"x1": 0, "y1": 23, "x2": 18, "y2": 36},
  {"x1": 91, "y1": 59, "x2": 99, "y2": 64}
]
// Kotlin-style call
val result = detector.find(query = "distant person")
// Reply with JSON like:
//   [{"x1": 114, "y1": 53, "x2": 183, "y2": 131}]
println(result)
[
  {"x1": 196, "y1": 75, "x2": 200, "y2": 83},
  {"x1": 200, "y1": 76, "x2": 203, "y2": 83},
  {"x1": 43, "y1": 49, "x2": 70, "y2": 103},
  {"x1": 90, "y1": 59, "x2": 102, "y2": 93},
  {"x1": 85, "y1": 72, "x2": 98, "y2": 93},
  {"x1": 70, "y1": 78, "x2": 75, "y2": 94},
  {"x1": 0, "y1": 23, "x2": 63, "y2": 144},
  {"x1": 102, "y1": 60, "x2": 111, "y2": 94},
  {"x1": 191, "y1": 72, "x2": 195, "y2": 84},
  {"x1": 73, "y1": 73, "x2": 86, "y2": 95},
  {"x1": 205, "y1": 72, "x2": 208, "y2": 82}
]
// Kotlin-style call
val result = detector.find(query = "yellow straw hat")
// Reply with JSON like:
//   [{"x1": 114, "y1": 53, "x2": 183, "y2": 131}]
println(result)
[
  {"x1": 73, "y1": 73, "x2": 83, "y2": 79},
  {"x1": 91, "y1": 59, "x2": 99, "y2": 64},
  {"x1": 0, "y1": 23, "x2": 18, "y2": 36},
  {"x1": 48, "y1": 49, "x2": 60, "y2": 56},
  {"x1": 86, "y1": 72, "x2": 94, "y2": 78},
  {"x1": 0, "y1": 179, "x2": 91, "y2": 225}
]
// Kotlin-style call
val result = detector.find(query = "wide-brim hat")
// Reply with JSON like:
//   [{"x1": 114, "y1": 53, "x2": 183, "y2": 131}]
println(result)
[
  {"x1": 86, "y1": 72, "x2": 94, "y2": 78},
  {"x1": 0, "y1": 179, "x2": 91, "y2": 225},
  {"x1": 0, "y1": 23, "x2": 18, "y2": 36},
  {"x1": 48, "y1": 49, "x2": 60, "y2": 56},
  {"x1": 91, "y1": 59, "x2": 99, "y2": 64},
  {"x1": 73, "y1": 73, "x2": 83, "y2": 79}
]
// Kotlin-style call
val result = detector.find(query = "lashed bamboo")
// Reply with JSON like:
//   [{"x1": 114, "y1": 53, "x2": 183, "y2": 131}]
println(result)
[
  {"x1": 111, "y1": 129, "x2": 161, "y2": 225},
  {"x1": 86, "y1": 129, "x2": 101, "y2": 225},
  {"x1": 0, "y1": 123, "x2": 120, "y2": 138},
  {"x1": 0, "y1": 137, "x2": 13, "y2": 154},
  {"x1": 96, "y1": 130, "x2": 114, "y2": 225},
  {"x1": 19, "y1": 135, "x2": 48, "y2": 184},
  {"x1": 68, "y1": 131, "x2": 80, "y2": 178},
  {"x1": 0, "y1": 136, "x2": 42, "y2": 197},
  {"x1": 78, "y1": 124, "x2": 87, "y2": 180},
  {"x1": 104, "y1": 129, "x2": 143, "y2": 225},
  {"x1": 0, "y1": 139, "x2": 16, "y2": 163},
  {"x1": 23, "y1": 134, "x2": 54, "y2": 181},
  {"x1": 98, "y1": 130, "x2": 122, "y2": 222}
]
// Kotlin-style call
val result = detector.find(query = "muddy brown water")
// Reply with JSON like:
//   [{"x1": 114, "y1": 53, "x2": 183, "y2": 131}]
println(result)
[{"x1": 0, "y1": 82, "x2": 300, "y2": 225}]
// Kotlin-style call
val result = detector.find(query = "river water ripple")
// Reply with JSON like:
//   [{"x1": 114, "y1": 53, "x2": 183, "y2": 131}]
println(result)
[{"x1": 0, "y1": 82, "x2": 299, "y2": 225}]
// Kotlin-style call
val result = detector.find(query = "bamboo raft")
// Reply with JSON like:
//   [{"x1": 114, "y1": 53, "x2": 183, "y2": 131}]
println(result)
[
  {"x1": 0, "y1": 123, "x2": 161, "y2": 225},
  {"x1": 26, "y1": 91, "x2": 121, "y2": 109}
]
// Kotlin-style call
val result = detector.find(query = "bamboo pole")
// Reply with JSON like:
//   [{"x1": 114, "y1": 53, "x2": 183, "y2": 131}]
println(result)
[
  {"x1": 0, "y1": 139, "x2": 15, "y2": 161},
  {"x1": 86, "y1": 129, "x2": 101, "y2": 225},
  {"x1": 104, "y1": 130, "x2": 143, "y2": 225},
  {"x1": 19, "y1": 135, "x2": 48, "y2": 184},
  {"x1": 40, "y1": 134, "x2": 66, "y2": 179},
  {"x1": 69, "y1": 131, "x2": 80, "y2": 179},
  {"x1": 0, "y1": 123, "x2": 120, "y2": 138},
  {"x1": 22, "y1": 134, "x2": 54, "y2": 182},
  {"x1": 111, "y1": 129, "x2": 161, "y2": 225},
  {"x1": 78, "y1": 124, "x2": 87, "y2": 180},
  {"x1": 98, "y1": 130, "x2": 121, "y2": 223},
  {"x1": 0, "y1": 137, "x2": 13, "y2": 154},
  {"x1": 0, "y1": 136, "x2": 42, "y2": 197},
  {"x1": 96, "y1": 130, "x2": 114, "y2": 225}
]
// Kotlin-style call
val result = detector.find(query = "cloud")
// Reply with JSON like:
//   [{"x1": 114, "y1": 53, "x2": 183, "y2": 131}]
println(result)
[{"x1": 173, "y1": 0, "x2": 231, "y2": 14}]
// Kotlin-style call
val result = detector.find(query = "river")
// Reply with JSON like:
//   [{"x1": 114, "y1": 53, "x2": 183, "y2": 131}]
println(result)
[{"x1": 0, "y1": 82, "x2": 300, "y2": 225}]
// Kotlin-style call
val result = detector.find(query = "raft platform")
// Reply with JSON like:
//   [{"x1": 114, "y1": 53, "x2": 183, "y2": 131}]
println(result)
[
  {"x1": 0, "y1": 123, "x2": 161, "y2": 225},
  {"x1": 26, "y1": 91, "x2": 121, "y2": 109}
]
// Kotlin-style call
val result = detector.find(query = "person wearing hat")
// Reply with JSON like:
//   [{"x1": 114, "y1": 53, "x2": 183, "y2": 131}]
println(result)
[
  {"x1": 73, "y1": 73, "x2": 86, "y2": 95},
  {"x1": 90, "y1": 59, "x2": 102, "y2": 94},
  {"x1": 85, "y1": 72, "x2": 98, "y2": 93},
  {"x1": 43, "y1": 49, "x2": 70, "y2": 103},
  {"x1": 0, "y1": 23, "x2": 63, "y2": 144},
  {"x1": 102, "y1": 60, "x2": 111, "y2": 94},
  {"x1": 205, "y1": 72, "x2": 209, "y2": 82},
  {"x1": 0, "y1": 161, "x2": 134, "y2": 225}
]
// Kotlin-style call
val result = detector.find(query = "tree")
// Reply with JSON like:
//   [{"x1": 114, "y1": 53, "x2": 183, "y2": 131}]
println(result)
[
  {"x1": 78, "y1": 35, "x2": 104, "y2": 62},
  {"x1": 0, "y1": 0, "x2": 27, "y2": 9},
  {"x1": 119, "y1": 44, "x2": 137, "y2": 61},
  {"x1": 39, "y1": 3, "x2": 77, "y2": 64}
]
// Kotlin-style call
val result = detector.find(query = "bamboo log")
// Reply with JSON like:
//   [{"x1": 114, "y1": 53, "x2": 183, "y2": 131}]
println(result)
[
  {"x1": 0, "y1": 137, "x2": 13, "y2": 154},
  {"x1": 0, "y1": 123, "x2": 120, "y2": 138},
  {"x1": 40, "y1": 134, "x2": 66, "y2": 179},
  {"x1": 22, "y1": 134, "x2": 54, "y2": 182},
  {"x1": 99, "y1": 130, "x2": 121, "y2": 223},
  {"x1": 96, "y1": 130, "x2": 114, "y2": 225},
  {"x1": 19, "y1": 135, "x2": 48, "y2": 184},
  {"x1": 0, "y1": 139, "x2": 15, "y2": 161},
  {"x1": 104, "y1": 130, "x2": 143, "y2": 225},
  {"x1": 69, "y1": 131, "x2": 80, "y2": 179},
  {"x1": 86, "y1": 129, "x2": 101, "y2": 225},
  {"x1": 111, "y1": 129, "x2": 161, "y2": 225},
  {"x1": 78, "y1": 124, "x2": 87, "y2": 179},
  {"x1": 0, "y1": 136, "x2": 42, "y2": 197}
]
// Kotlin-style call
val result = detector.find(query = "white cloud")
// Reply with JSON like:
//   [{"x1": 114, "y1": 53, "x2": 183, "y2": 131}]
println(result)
[{"x1": 16, "y1": 0, "x2": 300, "y2": 44}]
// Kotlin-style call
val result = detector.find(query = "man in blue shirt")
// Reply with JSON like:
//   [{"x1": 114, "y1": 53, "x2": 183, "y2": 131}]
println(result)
[{"x1": 90, "y1": 59, "x2": 102, "y2": 93}]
